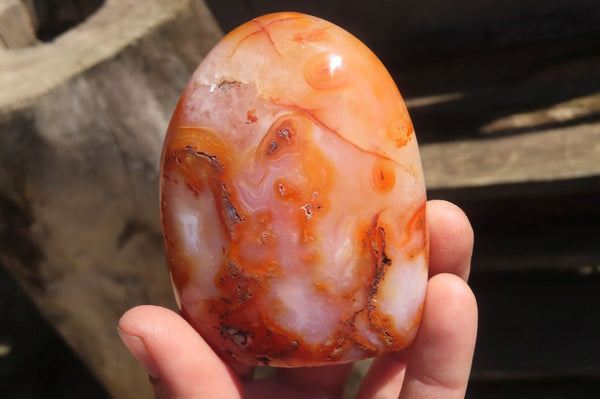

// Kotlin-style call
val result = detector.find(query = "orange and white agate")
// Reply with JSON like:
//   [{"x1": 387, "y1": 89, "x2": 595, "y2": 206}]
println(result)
[{"x1": 160, "y1": 12, "x2": 428, "y2": 367}]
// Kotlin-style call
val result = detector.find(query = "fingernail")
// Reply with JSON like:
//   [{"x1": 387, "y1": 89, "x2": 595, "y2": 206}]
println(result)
[{"x1": 117, "y1": 326, "x2": 160, "y2": 378}]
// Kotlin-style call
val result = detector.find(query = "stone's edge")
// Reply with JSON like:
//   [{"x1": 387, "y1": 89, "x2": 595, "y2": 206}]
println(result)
[
  {"x1": 159, "y1": 13, "x2": 428, "y2": 367},
  {"x1": 188, "y1": 12, "x2": 416, "y2": 163}
]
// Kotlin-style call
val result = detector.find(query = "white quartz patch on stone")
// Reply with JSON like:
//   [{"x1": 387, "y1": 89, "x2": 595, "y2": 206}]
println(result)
[
  {"x1": 379, "y1": 253, "x2": 427, "y2": 333},
  {"x1": 269, "y1": 275, "x2": 341, "y2": 344},
  {"x1": 165, "y1": 173, "x2": 223, "y2": 300}
]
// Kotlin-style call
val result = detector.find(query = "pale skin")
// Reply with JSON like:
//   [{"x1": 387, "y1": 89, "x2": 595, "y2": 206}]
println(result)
[{"x1": 118, "y1": 199, "x2": 477, "y2": 398}]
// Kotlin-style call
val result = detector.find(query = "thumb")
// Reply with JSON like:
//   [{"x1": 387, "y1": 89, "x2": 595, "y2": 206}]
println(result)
[{"x1": 118, "y1": 305, "x2": 243, "y2": 399}]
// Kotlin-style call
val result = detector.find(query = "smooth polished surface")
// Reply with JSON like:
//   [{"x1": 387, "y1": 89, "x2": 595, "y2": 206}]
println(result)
[{"x1": 160, "y1": 12, "x2": 428, "y2": 367}]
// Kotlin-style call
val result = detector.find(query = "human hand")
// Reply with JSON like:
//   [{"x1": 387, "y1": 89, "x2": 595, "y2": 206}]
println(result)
[{"x1": 118, "y1": 199, "x2": 477, "y2": 398}]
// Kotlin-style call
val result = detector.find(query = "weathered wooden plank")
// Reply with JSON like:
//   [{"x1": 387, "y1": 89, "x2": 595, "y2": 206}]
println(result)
[
  {"x1": 411, "y1": 81, "x2": 600, "y2": 191},
  {"x1": 0, "y1": 1, "x2": 223, "y2": 397},
  {"x1": 0, "y1": 0, "x2": 195, "y2": 111},
  {"x1": 421, "y1": 120, "x2": 600, "y2": 190},
  {"x1": 0, "y1": 0, "x2": 38, "y2": 49},
  {"x1": 27, "y1": 0, "x2": 104, "y2": 42}
]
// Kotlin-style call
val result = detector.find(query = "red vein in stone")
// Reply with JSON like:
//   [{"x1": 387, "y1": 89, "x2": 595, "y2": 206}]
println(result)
[
  {"x1": 251, "y1": 19, "x2": 282, "y2": 57},
  {"x1": 268, "y1": 100, "x2": 417, "y2": 178}
]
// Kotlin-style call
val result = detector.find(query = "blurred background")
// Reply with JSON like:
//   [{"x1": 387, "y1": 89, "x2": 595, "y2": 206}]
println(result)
[{"x1": 1, "y1": 0, "x2": 599, "y2": 397}]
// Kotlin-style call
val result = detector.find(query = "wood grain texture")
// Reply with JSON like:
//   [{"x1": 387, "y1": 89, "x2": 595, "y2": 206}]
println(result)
[
  {"x1": 421, "y1": 120, "x2": 600, "y2": 189},
  {"x1": 0, "y1": 0, "x2": 38, "y2": 49},
  {"x1": 0, "y1": 0, "x2": 189, "y2": 110},
  {"x1": 0, "y1": 1, "x2": 222, "y2": 397}
]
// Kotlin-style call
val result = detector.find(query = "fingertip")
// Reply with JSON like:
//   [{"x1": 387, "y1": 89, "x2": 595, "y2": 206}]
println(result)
[
  {"x1": 427, "y1": 200, "x2": 474, "y2": 280},
  {"x1": 118, "y1": 305, "x2": 178, "y2": 380},
  {"x1": 117, "y1": 323, "x2": 160, "y2": 379},
  {"x1": 118, "y1": 305, "x2": 243, "y2": 398},
  {"x1": 426, "y1": 273, "x2": 478, "y2": 335},
  {"x1": 118, "y1": 305, "x2": 175, "y2": 336}
]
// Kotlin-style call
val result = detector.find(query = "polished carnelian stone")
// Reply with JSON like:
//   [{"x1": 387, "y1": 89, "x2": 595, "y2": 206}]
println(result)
[{"x1": 160, "y1": 12, "x2": 428, "y2": 367}]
